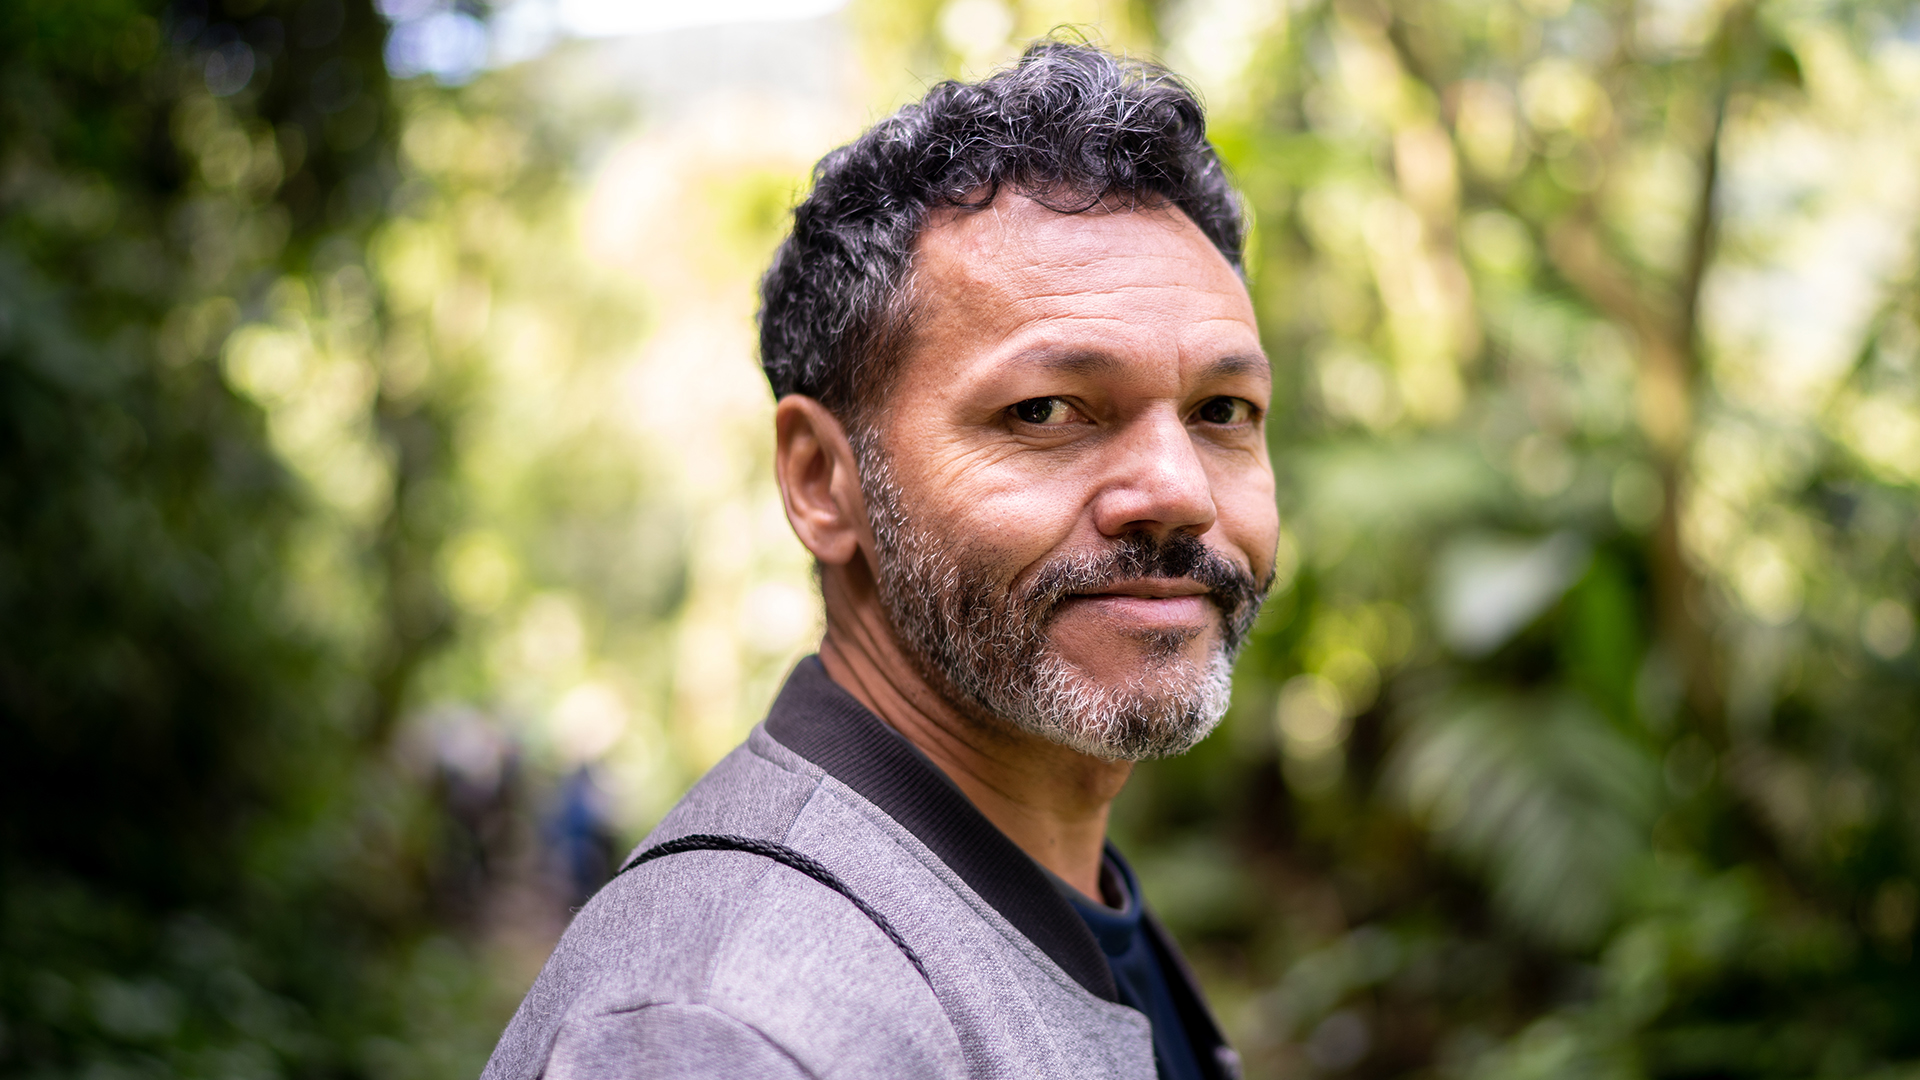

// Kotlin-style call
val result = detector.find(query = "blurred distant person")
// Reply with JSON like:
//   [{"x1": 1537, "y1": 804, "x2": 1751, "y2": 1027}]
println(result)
[
  {"x1": 485, "y1": 40, "x2": 1272, "y2": 1080},
  {"x1": 425, "y1": 707, "x2": 519, "y2": 926},
  {"x1": 547, "y1": 764, "x2": 620, "y2": 909}
]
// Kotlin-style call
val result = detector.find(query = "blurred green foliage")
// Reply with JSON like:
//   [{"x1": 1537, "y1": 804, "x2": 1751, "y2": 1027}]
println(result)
[
  {"x1": 10, "y1": 0, "x2": 1920, "y2": 1078},
  {"x1": 0, "y1": 0, "x2": 504, "y2": 1075}
]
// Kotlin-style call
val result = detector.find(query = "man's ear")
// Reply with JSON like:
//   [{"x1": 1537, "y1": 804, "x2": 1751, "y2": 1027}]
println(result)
[{"x1": 774, "y1": 395, "x2": 870, "y2": 566}]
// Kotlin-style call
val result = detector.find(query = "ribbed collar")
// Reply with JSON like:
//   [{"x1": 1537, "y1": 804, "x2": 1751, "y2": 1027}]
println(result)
[{"x1": 762, "y1": 656, "x2": 1120, "y2": 1002}]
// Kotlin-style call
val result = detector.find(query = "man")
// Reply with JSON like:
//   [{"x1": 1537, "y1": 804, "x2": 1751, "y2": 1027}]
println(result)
[{"x1": 484, "y1": 41, "x2": 1275, "y2": 1080}]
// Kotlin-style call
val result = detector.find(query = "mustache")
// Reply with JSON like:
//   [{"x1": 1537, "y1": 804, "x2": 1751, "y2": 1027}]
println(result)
[{"x1": 1015, "y1": 531, "x2": 1269, "y2": 643}]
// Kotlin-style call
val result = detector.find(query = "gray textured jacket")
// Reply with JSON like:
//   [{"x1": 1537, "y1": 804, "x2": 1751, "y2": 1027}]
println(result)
[{"x1": 482, "y1": 658, "x2": 1239, "y2": 1079}]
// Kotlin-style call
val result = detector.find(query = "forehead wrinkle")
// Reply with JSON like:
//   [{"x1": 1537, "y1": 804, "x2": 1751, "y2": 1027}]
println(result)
[
  {"x1": 1005, "y1": 278, "x2": 1243, "y2": 302},
  {"x1": 996, "y1": 288, "x2": 1257, "y2": 339},
  {"x1": 987, "y1": 305, "x2": 1267, "y2": 352},
  {"x1": 1000, "y1": 259, "x2": 1233, "y2": 301}
]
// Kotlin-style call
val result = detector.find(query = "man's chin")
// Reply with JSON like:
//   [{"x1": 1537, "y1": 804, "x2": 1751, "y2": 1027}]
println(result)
[
  {"x1": 986, "y1": 650, "x2": 1233, "y2": 761},
  {"x1": 1047, "y1": 629, "x2": 1216, "y2": 679},
  {"x1": 1044, "y1": 612, "x2": 1216, "y2": 668}
]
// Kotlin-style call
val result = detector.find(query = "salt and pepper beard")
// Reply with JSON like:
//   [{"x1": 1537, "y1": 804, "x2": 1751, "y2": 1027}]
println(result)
[{"x1": 857, "y1": 447, "x2": 1272, "y2": 761}]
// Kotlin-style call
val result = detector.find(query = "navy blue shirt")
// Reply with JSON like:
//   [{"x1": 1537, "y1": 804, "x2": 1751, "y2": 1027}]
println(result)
[{"x1": 1057, "y1": 851, "x2": 1207, "y2": 1080}]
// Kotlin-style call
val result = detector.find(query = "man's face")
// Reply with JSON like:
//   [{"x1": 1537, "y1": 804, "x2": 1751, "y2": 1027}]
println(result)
[{"x1": 860, "y1": 193, "x2": 1278, "y2": 760}]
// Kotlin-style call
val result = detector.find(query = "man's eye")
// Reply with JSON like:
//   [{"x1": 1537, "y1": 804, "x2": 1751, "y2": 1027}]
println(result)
[
  {"x1": 1012, "y1": 397, "x2": 1074, "y2": 425},
  {"x1": 1195, "y1": 397, "x2": 1252, "y2": 425}
]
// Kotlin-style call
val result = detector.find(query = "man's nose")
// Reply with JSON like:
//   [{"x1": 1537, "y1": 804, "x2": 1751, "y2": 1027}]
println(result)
[{"x1": 1092, "y1": 410, "x2": 1218, "y2": 540}]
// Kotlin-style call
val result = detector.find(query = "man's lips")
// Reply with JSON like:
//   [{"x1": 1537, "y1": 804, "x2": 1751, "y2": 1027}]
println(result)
[
  {"x1": 1055, "y1": 579, "x2": 1216, "y2": 629},
  {"x1": 1073, "y1": 577, "x2": 1210, "y2": 600}
]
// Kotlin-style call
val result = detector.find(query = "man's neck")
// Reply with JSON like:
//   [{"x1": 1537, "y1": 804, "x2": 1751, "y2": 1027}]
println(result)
[{"x1": 814, "y1": 593, "x2": 1131, "y2": 900}]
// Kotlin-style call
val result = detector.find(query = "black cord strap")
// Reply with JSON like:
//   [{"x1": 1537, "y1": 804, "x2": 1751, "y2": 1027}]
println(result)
[{"x1": 615, "y1": 833, "x2": 931, "y2": 986}]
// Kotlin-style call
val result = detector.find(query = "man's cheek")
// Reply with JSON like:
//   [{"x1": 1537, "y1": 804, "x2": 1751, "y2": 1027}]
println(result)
[
  {"x1": 1217, "y1": 491, "x2": 1280, "y2": 574},
  {"x1": 963, "y1": 503, "x2": 1082, "y2": 576}
]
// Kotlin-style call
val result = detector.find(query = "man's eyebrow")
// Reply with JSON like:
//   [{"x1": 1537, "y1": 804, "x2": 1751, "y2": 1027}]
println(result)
[
  {"x1": 1202, "y1": 353, "x2": 1272, "y2": 381},
  {"x1": 1007, "y1": 350, "x2": 1272, "y2": 380},
  {"x1": 1013, "y1": 348, "x2": 1120, "y2": 377}
]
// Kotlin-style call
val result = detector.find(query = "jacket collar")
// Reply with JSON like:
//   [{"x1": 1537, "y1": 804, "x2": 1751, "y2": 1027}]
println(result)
[{"x1": 763, "y1": 655, "x2": 1120, "y2": 1002}]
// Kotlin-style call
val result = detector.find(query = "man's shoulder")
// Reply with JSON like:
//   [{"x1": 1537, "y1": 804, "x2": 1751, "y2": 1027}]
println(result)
[
  {"x1": 644, "y1": 723, "x2": 824, "y2": 839},
  {"x1": 482, "y1": 726, "x2": 966, "y2": 1080},
  {"x1": 483, "y1": 717, "x2": 1158, "y2": 1080},
  {"x1": 522, "y1": 848, "x2": 963, "y2": 1080}
]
